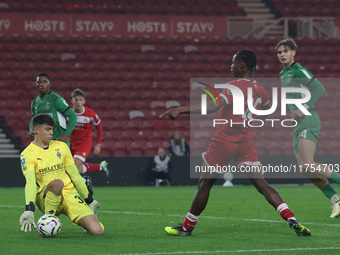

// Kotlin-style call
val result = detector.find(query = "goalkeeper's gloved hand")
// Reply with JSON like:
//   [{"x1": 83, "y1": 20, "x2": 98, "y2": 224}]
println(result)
[
  {"x1": 85, "y1": 197, "x2": 100, "y2": 216},
  {"x1": 89, "y1": 200, "x2": 100, "y2": 216},
  {"x1": 19, "y1": 202, "x2": 36, "y2": 232}
]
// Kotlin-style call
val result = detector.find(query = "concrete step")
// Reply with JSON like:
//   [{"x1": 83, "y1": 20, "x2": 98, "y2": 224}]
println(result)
[
  {"x1": 238, "y1": 2, "x2": 266, "y2": 8},
  {"x1": 247, "y1": 13, "x2": 275, "y2": 19},
  {"x1": 0, "y1": 144, "x2": 15, "y2": 149},
  {"x1": 244, "y1": 8, "x2": 272, "y2": 13},
  {"x1": 0, "y1": 133, "x2": 6, "y2": 139},
  {"x1": 0, "y1": 149, "x2": 19, "y2": 154},
  {"x1": 237, "y1": 0, "x2": 263, "y2": 2},
  {"x1": 0, "y1": 138, "x2": 11, "y2": 143}
]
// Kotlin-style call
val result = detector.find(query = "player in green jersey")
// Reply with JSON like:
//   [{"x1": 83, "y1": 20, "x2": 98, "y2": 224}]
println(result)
[
  {"x1": 28, "y1": 72, "x2": 77, "y2": 147},
  {"x1": 276, "y1": 38, "x2": 340, "y2": 218}
]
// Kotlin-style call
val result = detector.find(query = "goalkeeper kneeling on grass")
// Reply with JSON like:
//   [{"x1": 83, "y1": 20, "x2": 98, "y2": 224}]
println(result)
[{"x1": 19, "y1": 113, "x2": 103, "y2": 235}]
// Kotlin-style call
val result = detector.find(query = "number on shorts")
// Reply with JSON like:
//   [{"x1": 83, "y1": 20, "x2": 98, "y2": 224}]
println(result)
[
  {"x1": 75, "y1": 195, "x2": 84, "y2": 204},
  {"x1": 301, "y1": 129, "x2": 307, "y2": 139}
]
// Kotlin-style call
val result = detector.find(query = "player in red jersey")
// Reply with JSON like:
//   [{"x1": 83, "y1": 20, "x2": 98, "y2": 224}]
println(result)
[
  {"x1": 161, "y1": 50, "x2": 310, "y2": 236},
  {"x1": 69, "y1": 89, "x2": 109, "y2": 177}
]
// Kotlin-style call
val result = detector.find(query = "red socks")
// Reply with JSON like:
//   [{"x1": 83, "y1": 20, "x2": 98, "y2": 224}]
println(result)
[
  {"x1": 182, "y1": 212, "x2": 199, "y2": 231},
  {"x1": 276, "y1": 202, "x2": 295, "y2": 221},
  {"x1": 83, "y1": 163, "x2": 100, "y2": 173}
]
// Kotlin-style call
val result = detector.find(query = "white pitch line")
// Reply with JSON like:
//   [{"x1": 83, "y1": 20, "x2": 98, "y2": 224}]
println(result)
[
  {"x1": 118, "y1": 247, "x2": 340, "y2": 255},
  {"x1": 3, "y1": 205, "x2": 340, "y2": 227},
  {"x1": 99, "y1": 210, "x2": 340, "y2": 227}
]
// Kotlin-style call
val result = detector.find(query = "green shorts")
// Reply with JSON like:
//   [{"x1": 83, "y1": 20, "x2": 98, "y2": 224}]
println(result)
[{"x1": 293, "y1": 112, "x2": 321, "y2": 154}]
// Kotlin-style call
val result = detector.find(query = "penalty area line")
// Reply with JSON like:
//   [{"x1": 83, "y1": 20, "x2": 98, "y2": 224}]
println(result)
[{"x1": 117, "y1": 247, "x2": 340, "y2": 255}]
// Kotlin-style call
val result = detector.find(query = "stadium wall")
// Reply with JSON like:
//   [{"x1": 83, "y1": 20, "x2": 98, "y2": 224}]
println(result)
[{"x1": 1, "y1": 155, "x2": 339, "y2": 187}]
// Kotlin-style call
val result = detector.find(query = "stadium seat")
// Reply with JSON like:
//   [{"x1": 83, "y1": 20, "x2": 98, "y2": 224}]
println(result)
[
  {"x1": 127, "y1": 141, "x2": 145, "y2": 156},
  {"x1": 165, "y1": 100, "x2": 181, "y2": 109},
  {"x1": 129, "y1": 110, "x2": 145, "y2": 120},
  {"x1": 150, "y1": 100, "x2": 165, "y2": 110}
]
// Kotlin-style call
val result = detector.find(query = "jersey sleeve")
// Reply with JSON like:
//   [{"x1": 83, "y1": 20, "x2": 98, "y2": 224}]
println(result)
[
  {"x1": 91, "y1": 110, "x2": 101, "y2": 126},
  {"x1": 61, "y1": 142, "x2": 75, "y2": 167},
  {"x1": 20, "y1": 150, "x2": 36, "y2": 176},
  {"x1": 261, "y1": 86, "x2": 270, "y2": 106},
  {"x1": 20, "y1": 150, "x2": 37, "y2": 205},
  {"x1": 296, "y1": 67, "x2": 325, "y2": 108},
  {"x1": 219, "y1": 82, "x2": 236, "y2": 105},
  {"x1": 29, "y1": 100, "x2": 35, "y2": 131},
  {"x1": 55, "y1": 94, "x2": 72, "y2": 113}
]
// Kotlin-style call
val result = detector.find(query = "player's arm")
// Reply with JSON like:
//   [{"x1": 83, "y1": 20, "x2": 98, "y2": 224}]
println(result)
[
  {"x1": 65, "y1": 164, "x2": 91, "y2": 199},
  {"x1": 65, "y1": 164, "x2": 100, "y2": 214},
  {"x1": 160, "y1": 98, "x2": 222, "y2": 120},
  {"x1": 255, "y1": 101, "x2": 272, "y2": 119},
  {"x1": 62, "y1": 107, "x2": 77, "y2": 137},
  {"x1": 19, "y1": 170, "x2": 37, "y2": 232},
  {"x1": 93, "y1": 123, "x2": 103, "y2": 156},
  {"x1": 293, "y1": 71, "x2": 325, "y2": 118},
  {"x1": 28, "y1": 102, "x2": 35, "y2": 140},
  {"x1": 305, "y1": 78, "x2": 325, "y2": 108}
]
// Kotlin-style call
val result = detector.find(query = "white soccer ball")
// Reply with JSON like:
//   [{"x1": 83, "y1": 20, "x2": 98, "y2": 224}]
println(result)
[{"x1": 37, "y1": 215, "x2": 62, "y2": 238}]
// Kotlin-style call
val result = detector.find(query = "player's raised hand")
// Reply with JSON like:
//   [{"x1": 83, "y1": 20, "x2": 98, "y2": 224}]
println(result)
[
  {"x1": 27, "y1": 131, "x2": 35, "y2": 141},
  {"x1": 159, "y1": 108, "x2": 182, "y2": 120},
  {"x1": 94, "y1": 144, "x2": 101, "y2": 156},
  {"x1": 292, "y1": 109, "x2": 304, "y2": 119}
]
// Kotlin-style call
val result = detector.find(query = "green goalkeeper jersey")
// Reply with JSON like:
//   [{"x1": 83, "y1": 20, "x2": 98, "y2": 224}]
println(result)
[
  {"x1": 279, "y1": 62, "x2": 325, "y2": 115},
  {"x1": 30, "y1": 91, "x2": 77, "y2": 142}
]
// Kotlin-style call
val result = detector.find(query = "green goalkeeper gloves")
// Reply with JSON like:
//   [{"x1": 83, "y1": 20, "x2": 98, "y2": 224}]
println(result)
[{"x1": 19, "y1": 211, "x2": 36, "y2": 232}]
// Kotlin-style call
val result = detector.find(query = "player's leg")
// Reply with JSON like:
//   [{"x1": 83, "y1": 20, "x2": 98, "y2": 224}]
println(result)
[
  {"x1": 74, "y1": 143, "x2": 110, "y2": 176},
  {"x1": 247, "y1": 170, "x2": 310, "y2": 236},
  {"x1": 74, "y1": 157, "x2": 85, "y2": 174},
  {"x1": 165, "y1": 139, "x2": 233, "y2": 236},
  {"x1": 165, "y1": 168, "x2": 218, "y2": 236},
  {"x1": 296, "y1": 138, "x2": 340, "y2": 217},
  {"x1": 61, "y1": 189, "x2": 103, "y2": 235},
  {"x1": 238, "y1": 140, "x2": 310, "y2": 236},
  {"x1": 77, "y1": 215, "x2": 104, "y2": 235},
  {"x1": 44, "y1": 179, "x2": 64, "y2": 215}
]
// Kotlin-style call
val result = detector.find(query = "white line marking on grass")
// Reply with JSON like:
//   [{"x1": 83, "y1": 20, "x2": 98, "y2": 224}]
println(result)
[
  {"x1": 0, "y1": 205, "x2": 22, "y2": 208},
  {"x1": 2, "y1": 205, "x2": 340, "y2": 228},
  {"x1": 118, "y1": 247, "x2": 340, "y2": 255},
  {"x1": 99, "y1": 210, "x2": 340, "y2": 227}
]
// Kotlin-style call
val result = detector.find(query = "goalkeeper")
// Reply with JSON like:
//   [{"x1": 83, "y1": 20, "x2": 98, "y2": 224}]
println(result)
[{"x1": 19, "y1": 113, "x2": 103, "y2": 235}]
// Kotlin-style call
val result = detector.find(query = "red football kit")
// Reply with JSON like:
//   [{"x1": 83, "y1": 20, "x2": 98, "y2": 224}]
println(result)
[
  {"x1": 70, "y1": 106, "x2": 102, "y2": 162},
  {"x1": 203, "y1": 78, "x2": 269, "y2": 168}
]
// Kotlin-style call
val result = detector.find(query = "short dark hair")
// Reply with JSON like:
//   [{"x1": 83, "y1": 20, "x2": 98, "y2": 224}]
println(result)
[
  {"x1": 71, "y1": 88, "x2": 86, "y2": 98},
  {"x1": 235, "y1": 49, "x2": 257, "y2": 72},
  {"x1": 275, "y1": 38, "x2": 297, "y2": 52},
  {"x1": 32, "y1": 114, "x2": 55, "y2": 128},
  {"x1": 36, "y1": 72, "x2": 50, "y2": 81}
]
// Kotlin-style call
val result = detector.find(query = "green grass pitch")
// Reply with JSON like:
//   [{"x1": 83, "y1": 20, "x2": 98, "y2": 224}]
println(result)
[{"x1": 1, "y1": 185, "x2": 340, "y2": 255}]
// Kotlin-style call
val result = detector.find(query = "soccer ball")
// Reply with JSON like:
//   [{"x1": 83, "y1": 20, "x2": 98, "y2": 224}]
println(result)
[{"x1": 37, "y1": 215, "x2": 62, "y2": 237}]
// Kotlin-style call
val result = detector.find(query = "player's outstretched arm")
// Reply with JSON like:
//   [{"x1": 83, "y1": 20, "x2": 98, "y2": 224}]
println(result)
[
  {"x1": 94, "y1": 124, "x2": 103, "y2": 156},
  {"x1": 20, "y1": 171, "x2": 37, "y2": 232},
  {"x1": 159, "y1": 99, "x2": 221, "y2": 120}
]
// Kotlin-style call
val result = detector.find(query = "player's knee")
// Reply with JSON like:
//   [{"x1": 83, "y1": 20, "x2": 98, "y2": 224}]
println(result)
[
  {"x1": 90, "y1": 225, "x2": 104, "y2": 235},
  {"x1": 198, "y1": 178, "x2": 215, "y2": 191},
  {"x1": 51, "y1": 179, "x2": 64, "y2": 193}
]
